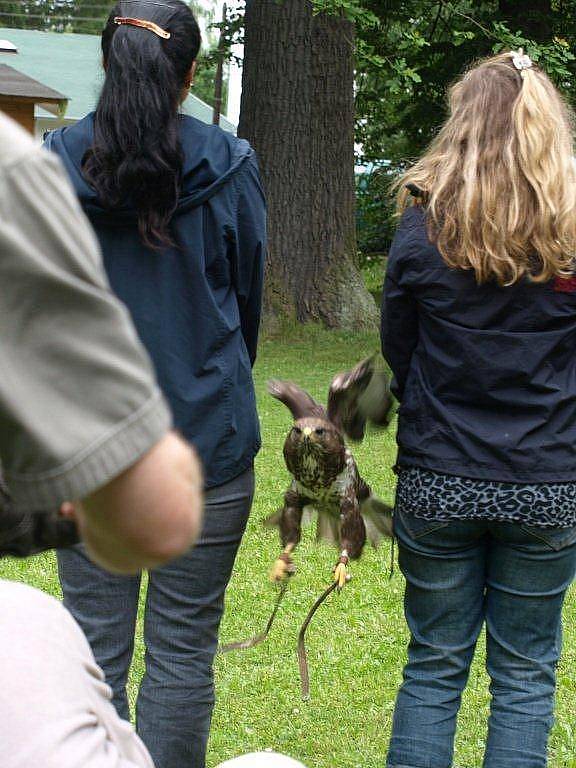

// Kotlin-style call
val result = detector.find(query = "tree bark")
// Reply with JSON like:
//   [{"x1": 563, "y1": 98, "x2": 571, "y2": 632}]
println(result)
[
  {"x1": 238, "y1": 0, "x2": 377, "y2": 330},
  {"x1": 305, "y1": 14, "x2": 376, "y2": 328},
  {"x1": 498, "y1": 0, "x2": 553, "y2": 41}
]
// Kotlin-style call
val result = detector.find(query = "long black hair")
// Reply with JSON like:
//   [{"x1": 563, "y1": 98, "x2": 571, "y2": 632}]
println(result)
[{"x1": 83, "y1": 0, "x2": 201, "y2": 248}]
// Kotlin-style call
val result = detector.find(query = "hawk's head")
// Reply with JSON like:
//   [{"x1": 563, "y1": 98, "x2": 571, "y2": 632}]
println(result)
[
  {"x1": 287, "y1": 417, "x2": 344, "y2": 452},
  {"x1": 267, "y1": 379, "x2": 347, "y2": 484},
  {"x1": 283, "y1": 417, "x2": 346, "y2": 483}
]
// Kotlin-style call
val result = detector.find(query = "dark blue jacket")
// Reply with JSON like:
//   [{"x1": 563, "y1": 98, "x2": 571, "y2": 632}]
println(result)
[
  {"x1": 46, "y1": 114, "x2": 265, "y2": 489},
  {"x1": 382, "y1": 205, "x2": 576, "y2": 483}
]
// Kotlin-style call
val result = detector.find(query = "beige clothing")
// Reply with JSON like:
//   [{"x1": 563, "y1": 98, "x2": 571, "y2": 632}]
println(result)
[
  {"x1": 0, "y1": 112, "x2": 171, "y2": 510},
  {"x1": 0, "y1": 579, "x2": 155, "y2": 768},
  {"x1": 216, "y1": 754, "x2": 307, "y2": 767}
]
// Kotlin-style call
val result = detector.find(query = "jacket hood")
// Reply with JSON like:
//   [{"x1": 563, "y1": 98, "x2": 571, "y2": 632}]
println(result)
[{"x1": 46, "y1": 112, "x2": 252, "y2": 220}]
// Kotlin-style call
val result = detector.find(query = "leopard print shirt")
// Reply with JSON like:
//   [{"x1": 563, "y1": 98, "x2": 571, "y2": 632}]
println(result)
[{"x1": 396, "y1": 467, "x2": 576, "y2": 528}]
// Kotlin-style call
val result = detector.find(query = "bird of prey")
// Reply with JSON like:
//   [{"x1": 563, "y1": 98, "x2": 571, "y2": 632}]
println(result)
[{"x1": 266, "y1": 356, "x2": 394, "y2": 588}]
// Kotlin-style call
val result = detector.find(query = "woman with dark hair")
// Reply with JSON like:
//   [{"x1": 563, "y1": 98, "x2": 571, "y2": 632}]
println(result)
[{"x1": 46, "y1": 3, "x2": 266, "y2": 767}]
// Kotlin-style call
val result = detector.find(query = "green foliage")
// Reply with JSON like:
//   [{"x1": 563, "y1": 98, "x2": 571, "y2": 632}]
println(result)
[
  {"x1": 352, "y1": 1, "x2": 576, "y2": 254},
  {"x1": 312, "y1": 0, "x2": 379, "y2": 27},
  {"x1": 217, "y1": 1, "x2": 576, "y2": 255},
  {"x1": 206, "y1": 0, "x2": 245, "y2": 57},
  {"x1": 491, "y1": 21, "x2": 576, "y2": 80},
  {"x1": 194, "y1": 55, "x2": 230, "y2": 113},
  {"x1": 356, "y1": 166, "x2": 396, "y2": 256},
  {"x1": 1, "y1": 328, "x2": 576, "y2": 767},
  {"x1": 355, "y1": 1, "x2": 576, "y2": 168}
]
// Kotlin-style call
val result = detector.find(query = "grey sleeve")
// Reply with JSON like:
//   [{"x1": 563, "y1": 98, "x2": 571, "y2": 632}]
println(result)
[{"x1": 0, "y1": 127, "x2": 171, "y2": 510}]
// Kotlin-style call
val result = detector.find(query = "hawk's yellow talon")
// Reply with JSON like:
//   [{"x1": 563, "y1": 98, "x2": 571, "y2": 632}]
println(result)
[
  {"x1": 270, "y1": 557, "x2": 290, "y2": 582},
  {"x1": 270, "y1": 544, "x2": 296, "y2": 582},
  {"x1": 333, "y1": 562, "x2": 348, "y2": 589}
]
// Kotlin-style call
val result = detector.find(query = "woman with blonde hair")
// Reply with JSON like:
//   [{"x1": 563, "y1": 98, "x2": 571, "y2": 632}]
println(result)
[{"x1": 382, "y1": 51, "x2": 576, "y2": 768}]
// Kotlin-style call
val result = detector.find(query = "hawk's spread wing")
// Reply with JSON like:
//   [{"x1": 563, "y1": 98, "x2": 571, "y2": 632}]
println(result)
[
  {"x1": 327, "y1": 355, "x2": 394, "y2": 441},
  {"x1": 268, "y1": 380, "x2": 327, "y2": 421}
]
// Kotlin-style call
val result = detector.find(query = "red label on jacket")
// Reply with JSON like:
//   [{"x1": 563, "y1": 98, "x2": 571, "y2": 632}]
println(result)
[{"x1": 553, "y1": 276, "x2": 576, "y2": 293}]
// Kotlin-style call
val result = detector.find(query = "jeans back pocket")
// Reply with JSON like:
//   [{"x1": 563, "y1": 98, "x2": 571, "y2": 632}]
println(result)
[
  {"x1": 395, "y1": 509, "x2": 450, "y2": 541},
  {"x1": 519, "y1": 524, "x2": 576, "y2": 552}
]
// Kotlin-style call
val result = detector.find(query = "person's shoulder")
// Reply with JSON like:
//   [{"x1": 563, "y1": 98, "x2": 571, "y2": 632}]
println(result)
[
  {"x1": 44, "y1": 112, "x2": 94, "y2": 154},
  {"x1": 0, "y1": 579, "x2": 64, "y2": 622},
  {"x1": 387, "y1": 204, "x2": 439, "y2": 282},
  {"x1": 398, "y1": 203, "x2": 427, "y2": 233},
  {"x1": 392, "y1": 205, "x2": 434, "y2": 256},
  {"x1": 178, "y1": 116, "x2": 258, "y2": 201},
  {"x1": 180, "y1": 114, "x2": 232, "y2": 143},
  {"x1": 179, "y1": 115, "x2": 252, "y2": 161},
  {"x1": 0, "y1": 578, "x2": 95, "y2": 680},
  {"x1": 0, "y1": 112, "x2": 39, "y2": 171}
]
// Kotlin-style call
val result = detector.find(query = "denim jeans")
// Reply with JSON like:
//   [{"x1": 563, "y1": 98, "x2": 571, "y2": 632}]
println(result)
[
  {"x1": 387, "y1": 510, "x2": 576, "y2": 768},
  {"x1": 57, "y1": 467, "x2": 254, "y2": 768}
]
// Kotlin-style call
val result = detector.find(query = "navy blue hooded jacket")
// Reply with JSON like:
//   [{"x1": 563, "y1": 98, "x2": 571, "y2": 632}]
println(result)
[
  {"x1": 46, "y1": 114, "x2": 265, "y2": 489},
  {"x1": 382, "y1": 204, "x2": 576, "y2": 483}
]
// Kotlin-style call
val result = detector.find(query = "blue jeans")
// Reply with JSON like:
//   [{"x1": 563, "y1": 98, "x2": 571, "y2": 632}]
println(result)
[
  {"x1": 387, "y1": 510, "x2": 576, "y2": 768},
  {"x1": 57, "y1": 467, "x2": 254, "y2": 768}
]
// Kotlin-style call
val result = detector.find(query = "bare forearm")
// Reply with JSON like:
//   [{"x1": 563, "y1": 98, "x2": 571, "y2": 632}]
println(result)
[{"x1": 77, "y1": 432, "x2": 203, "y2": 574}]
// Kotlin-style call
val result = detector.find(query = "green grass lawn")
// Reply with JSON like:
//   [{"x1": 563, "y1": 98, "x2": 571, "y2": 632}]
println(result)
[{"x1": 1, "y1": 325, "x2": 575, "y2": 767}]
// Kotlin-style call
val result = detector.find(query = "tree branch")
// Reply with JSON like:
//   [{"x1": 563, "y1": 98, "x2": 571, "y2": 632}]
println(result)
[{"x1": 429, "y1": 0, "x2": 445, "y2": 42}]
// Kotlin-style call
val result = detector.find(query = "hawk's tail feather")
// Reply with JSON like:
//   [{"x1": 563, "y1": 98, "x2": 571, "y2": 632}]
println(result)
[
  {"x1": 263, "y1": 509, "x2": 283, "y2": 528},
  {"x1": 302, "y1": 507, "x2": 315, "y2": 527},
  {"x1": 316, "y1": 512, "x2": 340, "y2": 546},
  {"x1": 266, "y1": 501, "x2": 393, "y2": 550},
  {"x1": 360, "y1": 496, "x2": 394, "y2": 546},
  {"x1": 265, "y1": 507, "x2": 341, "y2": 546},
  {"x1": 263, "y1": 507, "x2": 316, "y2": 529}
]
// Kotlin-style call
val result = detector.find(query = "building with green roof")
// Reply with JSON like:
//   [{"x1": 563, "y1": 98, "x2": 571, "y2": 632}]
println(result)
[{"x1": 0, "y1": 26, "x2": 236, "y2": 137}]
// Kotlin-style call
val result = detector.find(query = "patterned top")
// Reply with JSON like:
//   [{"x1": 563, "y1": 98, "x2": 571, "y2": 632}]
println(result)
[{"x1": 395, "y1": 467, "x2": 576, "y2": 528}]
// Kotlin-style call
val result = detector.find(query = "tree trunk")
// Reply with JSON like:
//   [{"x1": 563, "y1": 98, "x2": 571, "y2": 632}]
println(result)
[
  {"x1": 304, "y1": 13, "x2": 376, "y2": 328},
  {"x1": 498, "y1": 0, "x2": 552, "y2": 41},
  {"x1": 238, "y1": 0, "x2": 377, "y2": 330}
]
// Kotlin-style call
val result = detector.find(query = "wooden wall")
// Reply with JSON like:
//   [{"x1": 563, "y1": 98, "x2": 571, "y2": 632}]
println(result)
[{"x1": 0, "y1": 97, "x2": 35, "y2": 134}]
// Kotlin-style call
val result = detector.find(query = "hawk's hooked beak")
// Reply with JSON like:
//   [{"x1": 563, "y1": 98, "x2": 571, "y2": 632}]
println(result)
[{"x1": 302, "y1": 427, "x2": 313, "y2": 438}]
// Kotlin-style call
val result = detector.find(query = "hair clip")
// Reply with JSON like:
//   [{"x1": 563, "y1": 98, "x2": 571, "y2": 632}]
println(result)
[
  {"x1": 406, "y1": 183, "x2": 426, "y2": 199},
  {"x1": 511, "y1": 48, "x2": 533, "y2": 73},
  {"x1": 114, "y1": 16, "x2": 171, "y2": 39}
]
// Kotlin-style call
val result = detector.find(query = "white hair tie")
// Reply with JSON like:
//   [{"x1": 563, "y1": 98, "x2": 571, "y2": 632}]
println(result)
[{"x1": 511, "y1": 48, "x2": 533, "y2": 76}]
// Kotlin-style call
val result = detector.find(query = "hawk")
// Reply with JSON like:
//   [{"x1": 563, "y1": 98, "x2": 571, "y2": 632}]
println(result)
[{"x1": 266, "y1": 356, "x2": 394, "y2": 588}]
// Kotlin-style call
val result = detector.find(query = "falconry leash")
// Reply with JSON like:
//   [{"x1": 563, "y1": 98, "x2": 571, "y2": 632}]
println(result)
[
  {"x1": 218, "y1": 580, "x2": 289, "y2": 653},
  {"x1": 297, "y1": 579, "x2": 340, "y2": 701}
]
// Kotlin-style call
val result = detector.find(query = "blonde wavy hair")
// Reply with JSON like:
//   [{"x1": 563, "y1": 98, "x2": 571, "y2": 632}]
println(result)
[{"x1": 397, "y1": 51, "x2": 576, "y2": 285}]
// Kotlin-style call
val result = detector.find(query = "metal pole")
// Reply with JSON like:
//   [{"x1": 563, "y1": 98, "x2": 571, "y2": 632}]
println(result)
[{"x1": 212, "y1": 2, "x2": 227, "y2": 125}]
